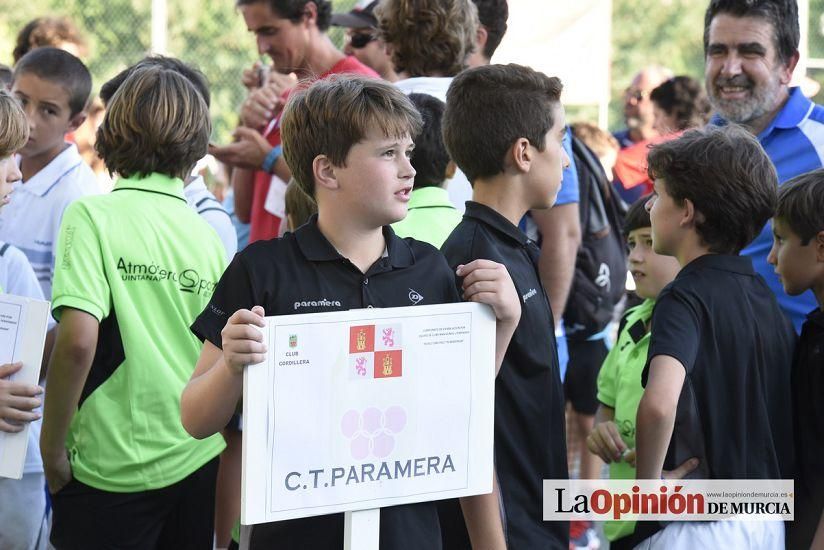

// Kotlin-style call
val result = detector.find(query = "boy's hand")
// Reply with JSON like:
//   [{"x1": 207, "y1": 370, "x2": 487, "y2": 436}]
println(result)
[
  {"x1": 663, "y1": 457, "x2": 699, "y2": 480},
  {"x1": 221, "y1": 306, "x2": 267, "y2": 375},
  {"x1": 586, "y1": 420, "x2": 627, "y2": 464},
  {"x1": 0, "y1": 362, "x2": 43, "y2": 433},
  {"x1": 44, "y1": 450, "x2": 72, "y2": 494},
  {"x1": 457, "y1": 260, "x2": 521, "y2": 325}
]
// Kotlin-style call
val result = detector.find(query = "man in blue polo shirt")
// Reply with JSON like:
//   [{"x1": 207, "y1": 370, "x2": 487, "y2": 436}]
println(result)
[{"x1": 705, "y1": 0, "x2": 821, "y2": 331}]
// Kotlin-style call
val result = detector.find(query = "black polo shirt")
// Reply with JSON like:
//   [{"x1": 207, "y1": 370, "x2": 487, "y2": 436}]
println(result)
[
  {"x1": 787, "y1": 308, "x2": 824, "y2": 549},
  {"x1": 191, "y1": 215, "x2": 461, "y2": 550},
  {"x1": 642, "y1": 254, "x2": 796, "y2": 480},
  {"x1": 440, "y1": 202, "x2": 568, "y2": 549}
]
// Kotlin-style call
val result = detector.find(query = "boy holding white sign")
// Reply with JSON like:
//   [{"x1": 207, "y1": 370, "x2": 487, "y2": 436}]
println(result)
[
  {"x1": 439, "y1": 64, "x2": 571, "y2": 549},
  {"x1": 183, "y1": 75, "x2": 521, "y2": 549}
]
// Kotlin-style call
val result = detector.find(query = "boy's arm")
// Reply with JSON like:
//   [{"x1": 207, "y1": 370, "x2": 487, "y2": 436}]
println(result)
[
  {"x1": 587, "y1": 405, "x2": 626, "y2": 464},
  {"x1": 456, "y1": 259, "x2": 521, "y2": 374},
  {"x1": 181, "y1": 306, "x2": 266, "y2": 439},
  {"x1": 812, "y1": 509, "x2": 824, "y2": 548},
  {"x1": 40, "y1": 308, "x2": 99, "y2": 493},
  {"x1": 635, "y1": 354, "x2": 685, "y2": 479},
  {"x1": 459, "y1": 469, "x2": 506, "y2": 550},
  {"x1": 530, "y1": 205, "x2": 581, "y2": 327}
]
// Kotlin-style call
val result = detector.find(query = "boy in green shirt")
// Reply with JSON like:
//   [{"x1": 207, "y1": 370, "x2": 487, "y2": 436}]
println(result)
[
  {"x1": 586, "y1": 196, "x2": 680, "y2": 548},
  {"x1": 42, "y1": 64, "x2": 226, "y2": 549}
]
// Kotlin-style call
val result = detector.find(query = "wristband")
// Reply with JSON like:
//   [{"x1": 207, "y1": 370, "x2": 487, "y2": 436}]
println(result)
[{"x1": 261, "y1": 145, "x2": 282, "y2": 174}]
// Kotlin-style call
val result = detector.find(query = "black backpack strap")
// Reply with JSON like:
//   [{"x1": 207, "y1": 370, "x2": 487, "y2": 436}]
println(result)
[{"x1": 0, "y1": 243, "x2": 9, "y2": 257}]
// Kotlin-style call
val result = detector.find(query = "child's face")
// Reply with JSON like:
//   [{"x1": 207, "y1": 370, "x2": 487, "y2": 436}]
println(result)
[
  {"x1": 627, "y1": 227, "x2": 681, "y2": 299},
  {"x1": 645, "y1": 178, "x2": 684, "y2": 257},
  {"x1": 332, "y1": 127, "x2": 415, "y2": 227},
  {"x1": 0, "y1": 156, "x2": 22, "y2": 209},
  {"x1": 12, "y1": 73, "x2": 84, "y2": 160},
  {"x1": 525, "y1": 103, "x2": 569, "y2": 209},
  {"x1": 767, "y1": 217, "x2": 824, "y2": 296}
]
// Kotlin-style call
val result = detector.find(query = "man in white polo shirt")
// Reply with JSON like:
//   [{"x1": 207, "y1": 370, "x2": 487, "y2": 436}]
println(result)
[{"x1": 0, "y1": 48, "x2": 98, "y2": 299}]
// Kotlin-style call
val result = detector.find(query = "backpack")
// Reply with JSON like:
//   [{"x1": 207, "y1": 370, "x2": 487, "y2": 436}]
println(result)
[{"x1": 563, "y1": 136, "x2": 628, "y2": 340}]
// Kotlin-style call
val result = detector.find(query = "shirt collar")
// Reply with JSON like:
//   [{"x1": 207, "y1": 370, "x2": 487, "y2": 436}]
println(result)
[
  {"x1": 463, "y1": 201, "x2": 529, "y2": 246},
  {"x1": 295, "y1": 215, "x2": 415, "y2": 268},
  {"x1": 710, "y1": 87, "x2": 811, "y2": 138},
  {"x1": 408, "y1": 187, "x2": 456, "y2": 210},
  {"x1": 111, "y1": 173, "x2": 186, "y2": 202},
  {"x1": 18, "y1": 143, "x2": 83, "y2": 197},
  {"x1": 677, "y1": 253, "x2": 755, "y2": 279}
]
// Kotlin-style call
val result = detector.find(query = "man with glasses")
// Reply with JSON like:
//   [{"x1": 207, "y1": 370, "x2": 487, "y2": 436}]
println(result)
[
  {"x1": 613, "y1": 65, "x2": 673, "y2": 149},
  {"x1": 331, "y1": 0, "x2": 400, "y2": 82}
]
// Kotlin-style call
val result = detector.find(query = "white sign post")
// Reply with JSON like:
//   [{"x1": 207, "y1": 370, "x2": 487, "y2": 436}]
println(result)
[{"x1": 241, "y1": 302, "x2": 496, "y2": 546}]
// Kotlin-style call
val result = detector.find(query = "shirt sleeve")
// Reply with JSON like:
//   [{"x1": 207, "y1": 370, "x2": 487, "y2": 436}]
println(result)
[
  {"x1": 51, "y1": 201, "x2": 111, "y2": 322},
  {"x1": 190, "y1": 253, "x2": 259, "y2": 348},
  {"x1": 199, "y1": 208, "x2": 238, "y2": 263},
  {"x1": 554, "y1": 127, "x2": 580, "y2": 206},
  {"x1": 642, "y1": 288, "x2": 701, "y2": 385}
]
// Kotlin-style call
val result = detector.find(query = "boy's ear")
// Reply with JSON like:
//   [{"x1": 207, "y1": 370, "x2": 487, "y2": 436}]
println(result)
[
  {"x1": 67, "y1": 112, "x2": 87, "y2": 133},
  {"x1": 679, "y1": 198, "x2": 698, "y2": 228},
  {"x1": 445, "y1": 160, "x2": 457, "y2": 180},
  {"x1": 508, "y1": 137, "x2": 532, "y2": 174},
  {"x1": 313, "y1": 154, "x2": 339, "y2": 192},
  {"x1": 815, "y1": 230, "x2": 824, "y2": 262}
]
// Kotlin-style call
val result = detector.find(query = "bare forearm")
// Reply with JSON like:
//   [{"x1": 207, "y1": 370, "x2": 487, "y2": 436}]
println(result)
[
  {"x1": 41, "y1": 339, "x2": 95, "y2": 460},
  {"x1": 493, "y1": 320, "x2": 517, "y2": 376},
  {"x1": 460, "y1": 470, "x2": 506, "y2": 549},
  {"x1": 532, "y1": 205, "x2": 581, "y2": 327},
  {"x1": 232, "y1": 169, "x2": 255, "y2": 224},
  {"x1": 635, "y1": 396, "x2": 676, "y2": 479},
  {"x1": 181, "y1": 356, "x2": 243, "y2": 439},
  {"x1": 812, "y1": 509, "x2": 824, "y2": 548}
]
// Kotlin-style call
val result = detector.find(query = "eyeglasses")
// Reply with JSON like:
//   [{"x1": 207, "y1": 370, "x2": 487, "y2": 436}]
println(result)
[
  {"x1": 349, "y1": 32, "x2": 376, "y2": 49},
  {"x1": 624, "y1": 88, "x2": 651, "y2": 102}
]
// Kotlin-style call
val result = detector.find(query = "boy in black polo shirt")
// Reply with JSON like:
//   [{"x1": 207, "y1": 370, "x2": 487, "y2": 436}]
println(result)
[
  {"x1": 636, "y1": 126, "x2": 795, "y2": 547},
  {"x1": 182, "y1": 75, "x2": 521, "y2": 550},
  {"x1": 439, "y1": 63, "x2": 570, "y2": 549},
  {"x1": 767, "y1": 169, "x2": 824, "y2": 549}
]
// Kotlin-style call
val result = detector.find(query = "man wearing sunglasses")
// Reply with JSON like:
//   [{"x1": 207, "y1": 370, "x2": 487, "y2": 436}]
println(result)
[
  {"x1": 331, "y1": 0, "x2": 399, "y2": 82},
  {"x1": 612, "y1": 65, "x2": 673, "y2": 149}
]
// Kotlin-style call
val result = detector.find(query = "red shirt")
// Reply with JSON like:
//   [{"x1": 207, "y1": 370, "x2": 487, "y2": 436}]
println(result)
[{"x1": 248, "y1": 56, "x2": 379, "y2": 243}]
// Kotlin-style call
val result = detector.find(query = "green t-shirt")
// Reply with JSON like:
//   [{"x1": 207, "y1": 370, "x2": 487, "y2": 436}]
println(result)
[
  {"x1": 52, "y1": 173, "x2": 227, "y2": 492},
  {"x1": 391, "y1": 186, "x2": 462, "y2": 248},
  {"x1": 595, "y1": 298, "x2": 654, "y2": 542}
]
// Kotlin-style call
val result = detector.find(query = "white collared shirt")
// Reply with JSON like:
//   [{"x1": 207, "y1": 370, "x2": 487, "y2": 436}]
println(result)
[
  {"x1": 0, "y1": 143, "x2": 99, "y2": 299},
  {"x1": 184, "y1": 175, "x2": 238, "y2": 262}
]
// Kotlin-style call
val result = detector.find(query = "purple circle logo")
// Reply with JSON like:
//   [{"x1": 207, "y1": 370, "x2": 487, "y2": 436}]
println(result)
[{"x1": 340, "y1": 406, "x2": 407, "y2": 459}]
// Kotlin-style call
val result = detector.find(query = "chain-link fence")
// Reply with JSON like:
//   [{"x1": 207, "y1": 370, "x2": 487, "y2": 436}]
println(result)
[{"x1": 0, "y1": 0, "x2": 358, "y2": 143}]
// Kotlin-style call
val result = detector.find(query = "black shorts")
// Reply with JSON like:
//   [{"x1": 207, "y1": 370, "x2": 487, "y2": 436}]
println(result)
[
  {"x1": 564, "y1": 337, "x2": 609, "y2": 415},
  {"x1": 50, "y1": 457, "x2": 219, "y2": 550}
]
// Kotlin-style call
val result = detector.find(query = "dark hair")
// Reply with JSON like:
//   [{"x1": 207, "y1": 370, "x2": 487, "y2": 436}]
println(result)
[
  {"x1": 776, "y1": 169, "x2": 824, "y2": 245},
  {"x1": 376, "y1": 0, "x2": 479, "y2": 77},
  {"x1": 704, "y1": 0, "x2": 799, "y2": 64},
  {"x1": 647, "y1": 125, "x2": 777, "y2": 254},
  {"x1": 12, "y1": 16, "x2": 87, "y2": 64},
  {"x1": 472, "y1": 0, "x2": 508, "y2": 59},
  {"x1": 235, "y1": 0, "x2": 332, "y2": 32},
  {"x1": 443, "y1": 63, "x2": 562, "y2": 184},
  {"x1": 281, "y1": 75, "x2": 422, "y2": 197},
  {"x1": 408, "y1": 93, "x2": 450, "y2": 189},
  {"x1": 623, "y1": 194, "x2": 652, "y2": 236},
  {"x1": 13, "y1": 47, "x2": 92, "y2": 116},
  {"x1": 650, "y1": 76, "x2": 711, "y2": 131},
  {"x1": 95, "y1": 65, "x2": 211, "y2": 180},
  {"x1": 100, "y1": 56, "x2": 210, "y2": 107}
]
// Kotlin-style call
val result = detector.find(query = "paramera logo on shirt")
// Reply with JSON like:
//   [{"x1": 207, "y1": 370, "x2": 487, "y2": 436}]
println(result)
[{"x1": 116, "y1": 257, "x2": 218, "y2": 296}]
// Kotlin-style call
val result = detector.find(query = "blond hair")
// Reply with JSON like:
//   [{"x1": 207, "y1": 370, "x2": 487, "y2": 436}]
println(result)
[
  {"x1": 0, "y1": 89, "x2": 29, "y2": 158},
  {"x1": 95, "y1": 65, "x2": 211, "y2": 180},
  {"x1": 285, "y1": 178, "x2": 318, "y2": 230},
  {"x1": 280, "y1": 75, "x2": 422, "y2": 197}
]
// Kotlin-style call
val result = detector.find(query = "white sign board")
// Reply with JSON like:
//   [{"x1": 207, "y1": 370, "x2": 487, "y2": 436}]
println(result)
[
  {"x1": 0, "y1": 294, "x2": 49, "y2": 479},
  {"x1": 242, "y1": 302, "x2": 496, "y2": 525}
]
